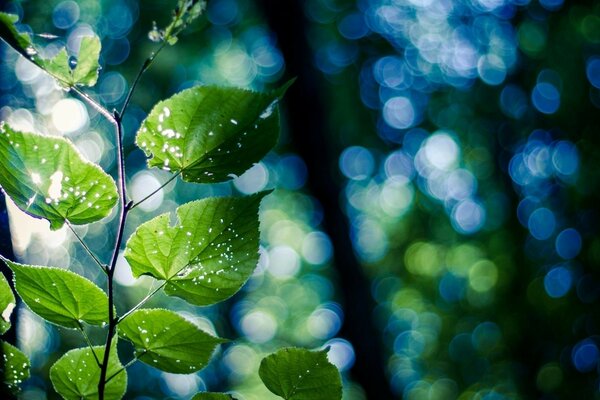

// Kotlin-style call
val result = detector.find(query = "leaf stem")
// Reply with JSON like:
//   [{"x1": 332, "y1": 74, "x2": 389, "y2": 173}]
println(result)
[
  {"x1": 119, "y1": 42, "x2": 166, "y2": 119},
  {"x1": 77, "y1": 322, "x2": 102, "y2": 368},
  {"x1": 129, "y1": 171, "x2": 181, "y2": 211},
  {"x1": 66, "y1": 222, "x2": 107, "y2": 274},
  {"x1": 105, "y1": 355, "x2": 139, "y2": 384},
  {"x1": 117, "y1": 281, "x2": 167, "y2": 324}
]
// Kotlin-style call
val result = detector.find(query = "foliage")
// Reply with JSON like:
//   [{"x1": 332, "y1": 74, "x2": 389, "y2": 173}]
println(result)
[{"x1": 0, "y1": 4, "x2": 341, "y2": 399}]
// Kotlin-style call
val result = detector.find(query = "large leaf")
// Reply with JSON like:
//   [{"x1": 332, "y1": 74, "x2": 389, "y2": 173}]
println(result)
[
  {"x1": 118, "y1": 309, "x2": 225, "y2": 374},
  {"x1": 125, "y1": 192, "x2": 267, "y2": 305},
  {"x1": 0, "y1": 341, "x2": 30, "y2": 394},
  {"x1": 50, "y1": 345, "x2": 126, "y2": 400},
  {"x1": 2, "y1": 258, "x2": 108, "y2": 328},
  {"x1": 259, "y1": 348, "x2": 342, "y2": 400},
  {"x1": 0, "y1": 123, "x2": 118, "y2": 230},
  {"x1": 192, "y1": 393, "x2": 236, "y2": 400},
  {"x1": 135, "y1": 83, "x2": 290, "y2": 183},
  {"x1": 0, "y1": 272, "x2": 15, "y2": 335},
  {"x1": 0, "y1": 13, "x2": 101, "y2": 87}
]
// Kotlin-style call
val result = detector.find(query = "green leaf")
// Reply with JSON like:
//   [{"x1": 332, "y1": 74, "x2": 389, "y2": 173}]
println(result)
[
  {"x1": 0, "y1": 14, "x2": 101, "y2": 87},
  {"x1": 118, "y1": 308, "x2": 225, "y2": 374},
  {"x1": 40, "y1": 36, "x2": 101, "y2": 87},
  {"x1": 0, "y1": 12, "x2": 38, "y2": 61},
  {"x1": 125, "y1": 192, "x2": 267, "y2": 305},
  {"x1": 191, "y1": 393, "x2": 236, "y2": 400},
  {"x1": 0, "y1": 123, "x2": 118, "y2": 230},
  {"x1": 0, "y1": 272, "x2": 15, "y2": 335},
  {"x1": 259, "y1": 347, "x2": 342, "y2": 400},
  {"x1": 50, "y1": 345, "x2": 126, "y2": 400},
  {"x1": 71, "y1": 36, "x2": 102, "y2": 86},
  {"x1": 2, "y1": 258, "x2": 109, "y2": 329},
  {"x1": 135, "y1": 82, "x2": 291, "y2": 183},
  {"x1": 1, "y1": 341, "x2": 30, "y2": 394}
]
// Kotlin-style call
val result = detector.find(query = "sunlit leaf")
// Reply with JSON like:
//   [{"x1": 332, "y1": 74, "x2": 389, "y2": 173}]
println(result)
[
  {"x1": 0, "y1": 341, "x2": 29, "y2": 394},
  {"x1": 50, "y1": 344, "x2": 126, "y2": 400},
  {"x1": 125, "y1": 192, "x2": 267, "y2": 305},
  {"x1": 0, "y1": 14, "x2": 101, "y2": 87},
  {"x1": 0, "y1": 123, "x2": 118, "y2": 230},
  {"x1": 259, "y1": 347, "x2": 342, "y2": 400},
  {"x1": 2, "y1": 258, "x2": 108, "y2": 328},
  {"x1": 135, "y1": 82, "x2": 291, "y2": 183},
  {"x1": 0, "y1": 272, "x2": 15, "y2": 335},
  {"x1": 191, "y1": 393, "x2": 236, "y2": 400},
  {"x1": 71, "y1": 36, "x2": 101, "y2": 86},
  {"x1": 118, "y1": 309, "x2": 225, "y2": 374},
  {"x1": 38, "y1": 36, "x2": 101, "y2": 87}
]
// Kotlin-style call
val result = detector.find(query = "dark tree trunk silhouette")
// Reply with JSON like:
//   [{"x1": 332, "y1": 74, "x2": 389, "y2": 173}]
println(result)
[{"x1": 257, "y1": 1, "x2": 394, "y2": 397}]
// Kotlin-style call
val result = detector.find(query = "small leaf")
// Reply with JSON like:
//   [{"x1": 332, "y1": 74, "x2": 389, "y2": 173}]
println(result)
[
  {"x1": 2, "y1": 258, "x2": 109, "y2": 329},
  {"x1": 259, "y1": 347, "x2": 342, "y2": 400},
  {"x1": 125, "y1": 192, "x2": 267, "y2": 305},
  {"x1": 71, "y1": 36, "x2": 101, "y2": 86},
  {"x1": 0, "y1": 14, "x2": 101, "y2": 87},
  {"x1": 0, "y1": 12, "x2": 38, "y2": 61},
  {"x1": 135, "y1": 82, "x2": 291, "y2": 183},
  {"x1": 50, "y1": 345, "x2": 126, "y2": 400},
  {"x1": 0, "y1": 272, "x2": 15, "y2": 335},
  {"x1": 0, "y1": 123, "x2": 118, "y2": 230},
  {"x1": 191, "y1": 393, "x2": 236, "y2": 400},
  {"x1": 118, "y1": 309, "x2": 225, "y2": 374},
  {"x1": 0, "y1": 341, "x2": 30, "y2": 394}
]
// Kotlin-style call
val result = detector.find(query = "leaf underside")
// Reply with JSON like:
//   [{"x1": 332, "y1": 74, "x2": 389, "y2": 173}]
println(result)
[
  {"x1": 125, "y1": 192, "x2": 268, "y2": 306},
  {"x1": 118, "y1": 308, "x2": 225, "y2": 374},
  {"x1": 1, "y1": 341, "x2": 30, "y2": 394},
  {"x1": 135, "y1": 83, "x2": 290, "y2": 183},
  {"x1": 50, "y1": 345, "x2": 126, "y2": 400},
  {"x1": 0, "y1": 123, "x2": 118, "y2": 230},
  {"x1": 2, "y1": 258, "x2": 109, "y2": 328},
  {"x1": 259, "y1": 347, "x2": 343, "y2": 400}
]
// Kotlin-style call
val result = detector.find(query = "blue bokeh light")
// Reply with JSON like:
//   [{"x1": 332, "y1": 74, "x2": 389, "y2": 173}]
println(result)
[
  {"x1": 586, "y1": 57, "x2": 600, "y2": 89},
  {"x1": 53, "y1": 1, "x2": 80, "y2": 30},
  {"x1": 527, "y1": 207, "x2": 555, "y2": 240},
  {"x1": 571, "y1": 339, "x2": 599, "y2": 372},
  {"x1": 544, "y1": 266, "x2": 572, "y2": 298},
  {"x1": 339, "y1": 146, "x2": 375, "y2": 181},
  {"x1": 552, "y1": 141, "x2": 579, "y2": 176},
  {"x1": 451, "y1": 199, "x2": 486, "y2": 234},
  {"x1": 531, "y1": 82, "x2": 560, "y2": 114},
  {"x1": 555, "y1": 228, "x2": 582, "y2": 260}
]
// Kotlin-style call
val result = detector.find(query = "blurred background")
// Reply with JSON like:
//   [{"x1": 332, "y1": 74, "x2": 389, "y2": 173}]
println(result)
[{"x1": 1, "y1": 0, "x2": 600, "y2": 398}]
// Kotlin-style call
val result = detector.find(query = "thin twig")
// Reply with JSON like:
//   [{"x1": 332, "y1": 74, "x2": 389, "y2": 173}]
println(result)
[
  {"x1": 117, "y1": 281, "x2": 168, "y2": 324},
  {"x1": 77, "y1": 322, "x2": 102, "y2": 368},
  {"x1": 129, "y1": 171, "x2": 181, "y2": 211},
  {"x1": 119, "y1": 42, "x2": 167, "y2": 119},
  {"x1": 66, "y1": 222, "x2": 106, "y2": 274},
  {"x1": 105, "y1": 355, "x2": 139, "y2": 384}
]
